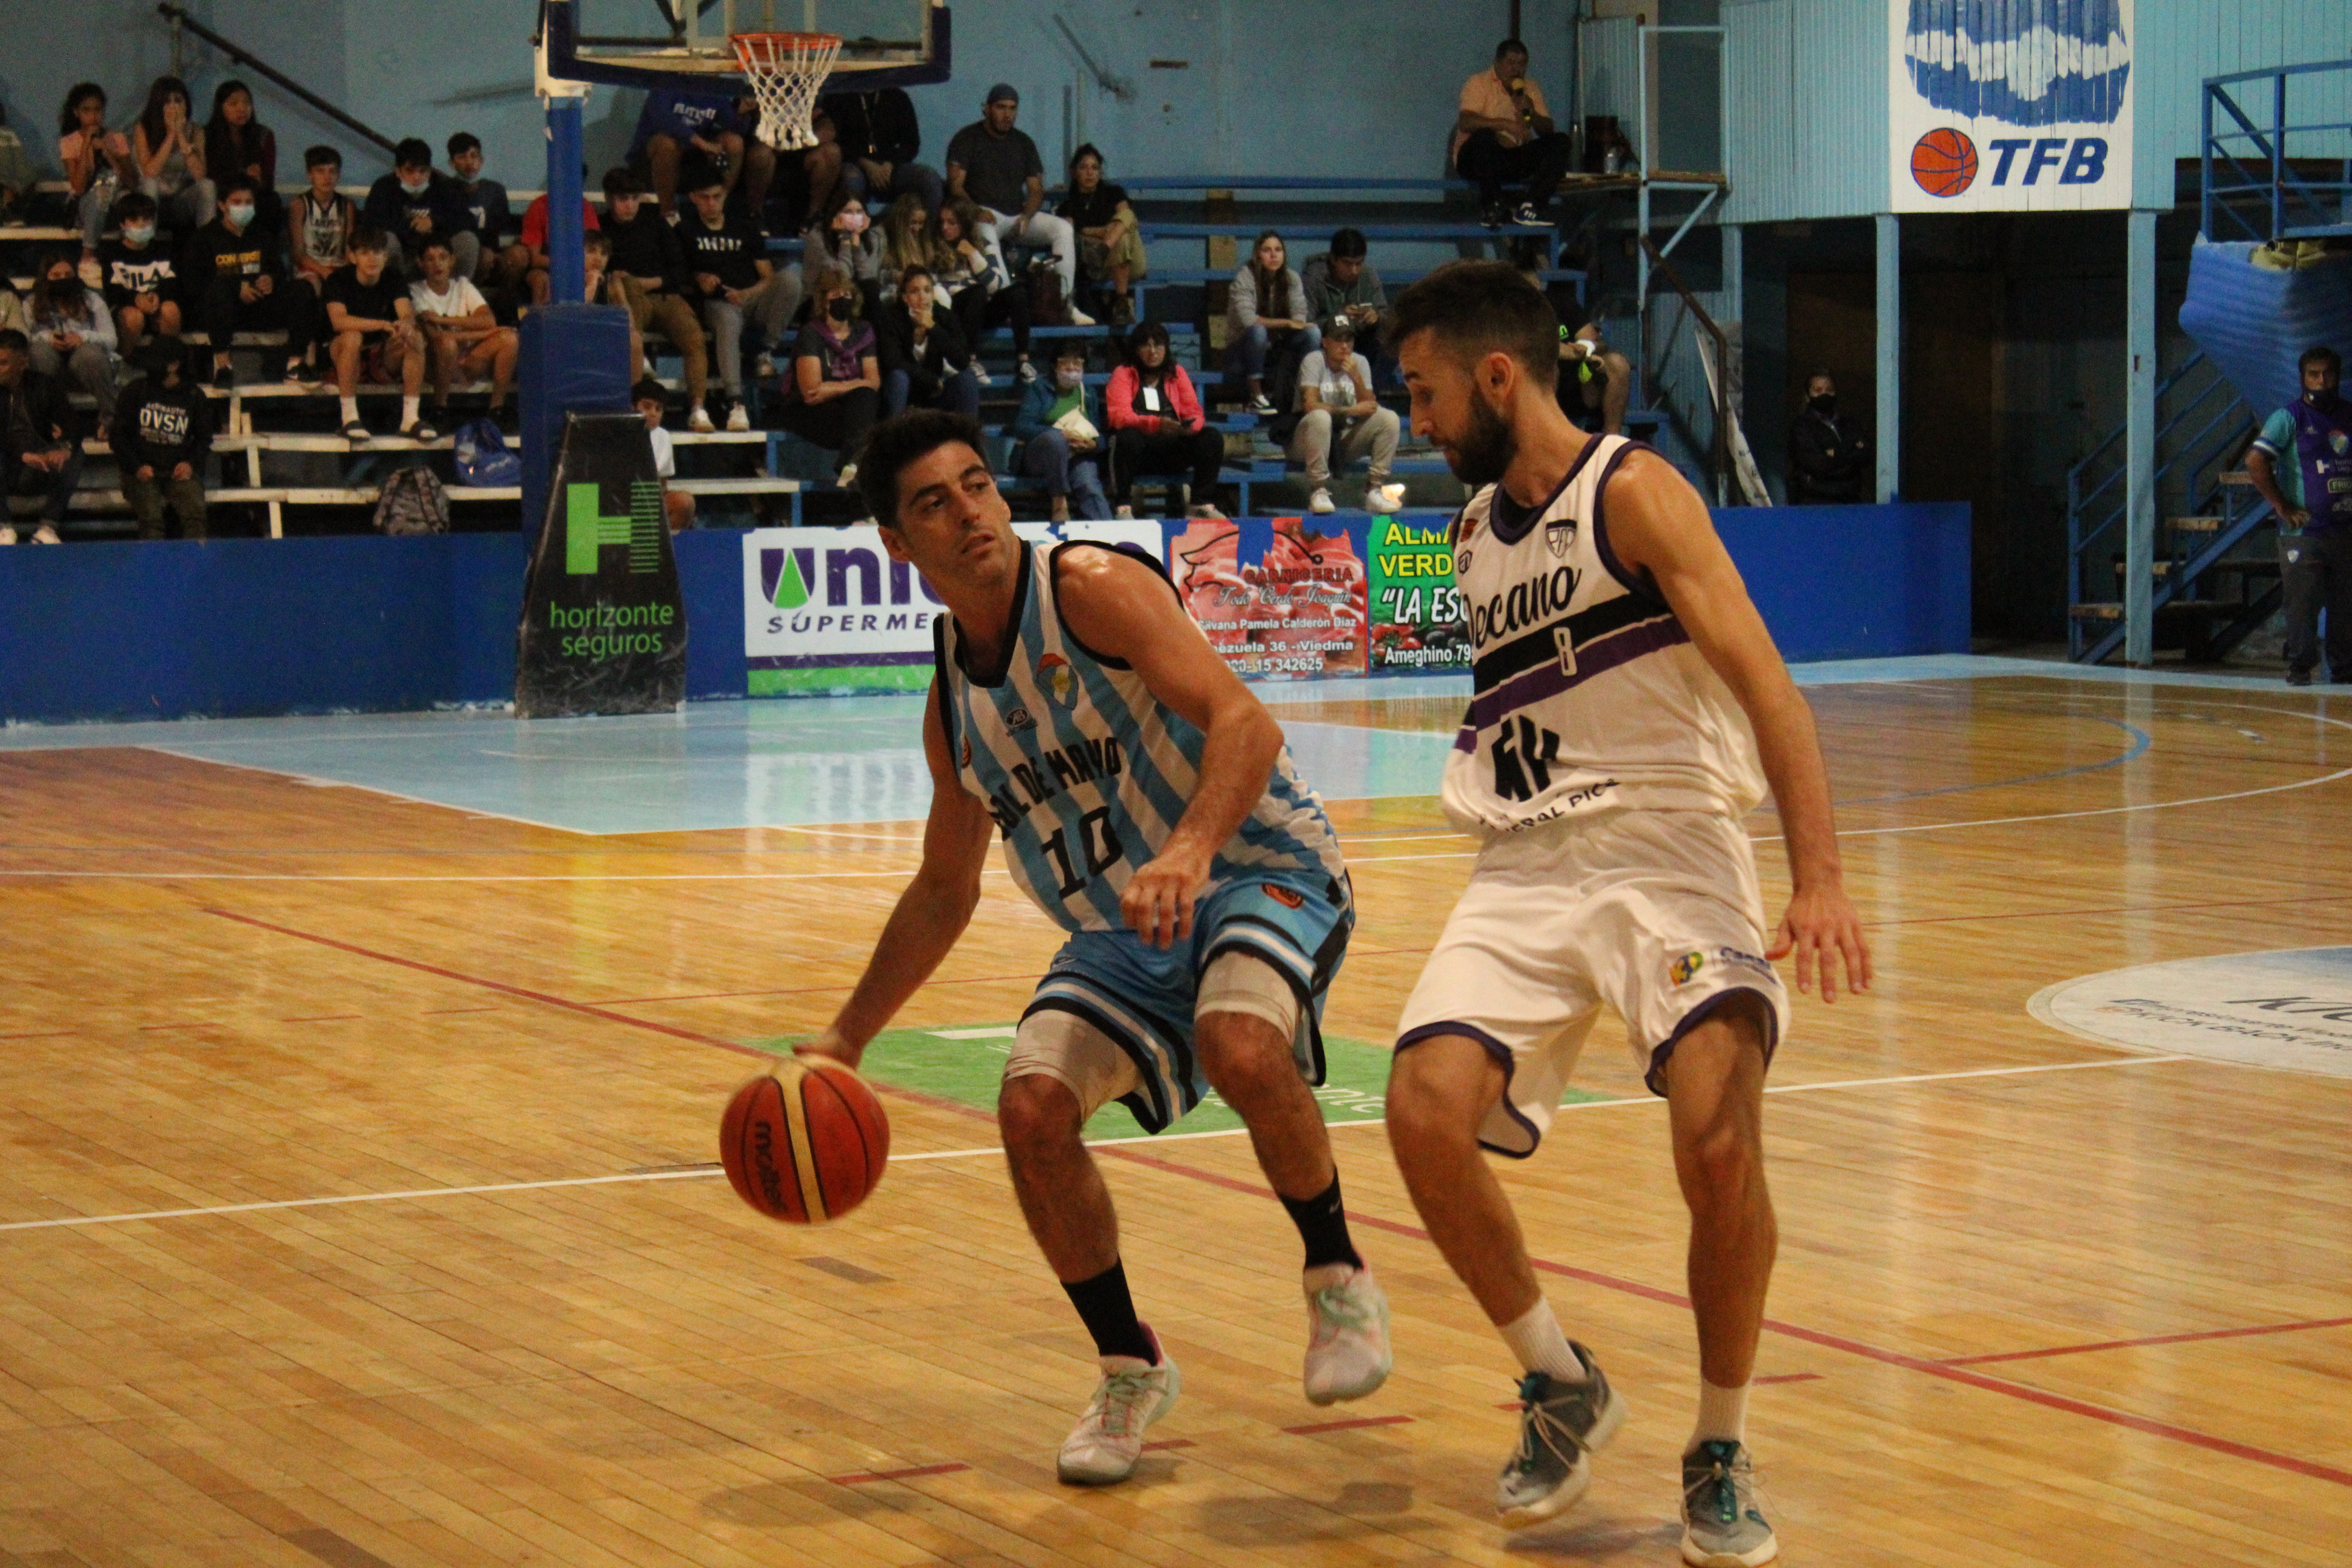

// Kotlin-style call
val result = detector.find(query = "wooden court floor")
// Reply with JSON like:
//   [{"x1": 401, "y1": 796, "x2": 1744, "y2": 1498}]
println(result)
[{"x1": 2, "y1": 673, "x2": 2349, "y2": 1568}]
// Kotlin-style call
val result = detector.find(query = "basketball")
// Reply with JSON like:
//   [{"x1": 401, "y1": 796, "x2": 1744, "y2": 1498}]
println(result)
[
  {"x1": 720, "y1": 1056, "x2": 891, "y2": 1223},
  {"x1": 1911, "y1": 127, "x2": 1978, "y2": 196}
]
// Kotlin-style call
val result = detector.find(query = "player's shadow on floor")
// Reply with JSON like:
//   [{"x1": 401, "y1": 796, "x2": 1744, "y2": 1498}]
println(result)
[
  {"x1": 1191, "y1": 1482, "x2": 1427, "y2": 1546},
  {"x1": 1502, "y1": 1517, "x2": 1682, "y2": 1557}
]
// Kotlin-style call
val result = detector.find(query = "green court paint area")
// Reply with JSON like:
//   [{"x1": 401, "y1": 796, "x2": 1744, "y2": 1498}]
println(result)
[{"x1": 740, "y1": 1023, "x2": 1615, "y2": 1139}]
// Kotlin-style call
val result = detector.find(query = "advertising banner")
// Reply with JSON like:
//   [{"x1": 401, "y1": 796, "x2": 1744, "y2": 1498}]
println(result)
[
  {"x1": 1890, "y1": 0, "x2": 2134, "y2": 214},
  {"x1": 1367, "y1": 515, "x2": 1470, "y2": 673},
  {"x1": 739, "y1": 519, "x2": 1165, "y2": 695},
  {"x1": 1167, "y1": 515, "x2": 1368, "y2": 680}
]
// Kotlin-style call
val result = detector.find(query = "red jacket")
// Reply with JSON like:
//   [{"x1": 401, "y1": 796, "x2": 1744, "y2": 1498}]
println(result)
[{"x1": 1105, "y1": 363, "x2": 1204, "y2": 432}]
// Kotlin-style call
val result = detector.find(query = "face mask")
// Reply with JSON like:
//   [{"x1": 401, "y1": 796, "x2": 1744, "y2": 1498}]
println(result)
[
  {"x1": 827, "y1": 296, "x2": 853, "y2": 321},
  {"x1": 400, "y1": 177, "x2": 431, "y2": 197},
  {"x1": 836, "y1": 207, "x2": 869, "y2": 234},
  {"x1": 1056, "y1": 368, "x2": 1083, "y2": 389},
  {"x1": 225, "y1": 203, "x2": 254, "y2": 227},
  {"x1": 124, "y1": 224, "x2": 156, "y2": 246},
  {"x1": 1808, "y1": 394, "x2": 1837, "y2": 415}
]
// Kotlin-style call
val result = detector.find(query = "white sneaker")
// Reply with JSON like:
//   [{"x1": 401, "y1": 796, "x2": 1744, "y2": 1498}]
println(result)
[
  {"x1": 1066, "y1": 302, "x2": 1096, "y2": 327},
  {"x1": 753, "y1": 353, "x2": 776, "y2": 379},
  {"x1": 0, "y1": 526, "x2": 16, "y2": 546},
  {"x1": 725, "y1": 404, "x2": 750, "y2": 432},
  {"x1": 1113, "y1": 504, "x2": 1136, "y2": 520},
  {"x1": 837, "y1": 461, "x2": 858, "y2": 488},
  {"x1": 1302, "y1": 1263, "x2": 1392, "y2": 1405},
  {"x1": 973, "y1": 365, "x2": 996, "y2": 387},
  {"x1": 1366, "y1": 482, "x2": 1405, "y2": 514},
  {"x1": 1308, "y1": 486, "x2": 1335, "y2": 515},
  {"x1": 687, "y1": 407, "x2": 715, "y2": 433},
  {"x1": 1016, "y1": 359, "x2": 1038, "y2": 384},
  {"x1": 1057, "y1": 1335, "x2": 1180, "y2": 1485},
  {"x1": 1248, "y1": 394, "x2": 1276, "y2": 416},
  {"x1": 31, "y1": 525, "x2": 61, "y2": 544}
]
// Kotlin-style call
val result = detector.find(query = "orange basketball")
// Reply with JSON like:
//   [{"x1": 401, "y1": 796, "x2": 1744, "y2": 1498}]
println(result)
[
  {"x1": 719, "y1": 1056, "x2": 891, "y2": 1223},
  {"x1": 1911, "y1": 128, "x2": 1978, "y2": 198}
]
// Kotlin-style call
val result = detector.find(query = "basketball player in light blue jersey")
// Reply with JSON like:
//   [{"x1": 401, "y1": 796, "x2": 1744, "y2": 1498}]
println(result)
[
  {"x1": 1383, "y1": 264, "x2": 1872, "y2": 1567},
  {"x1": 803, "y1": 410, "x2": 1391, "y2": 1486}
]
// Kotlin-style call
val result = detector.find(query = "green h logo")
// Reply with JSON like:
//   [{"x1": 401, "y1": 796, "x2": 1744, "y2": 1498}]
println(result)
[{"x1": 565, "y1": 481, "x2": 664, "y2": 575}]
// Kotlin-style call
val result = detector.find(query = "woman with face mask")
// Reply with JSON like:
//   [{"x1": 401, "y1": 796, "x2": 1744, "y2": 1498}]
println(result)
[
  {"x1": 26, "y1": 249, "x2": 120, "y2": 425},
  {"x1": 802, "y1": 187, "x2": 886, "y2": 318},
  {"x1": 204, "y1": 82, "x2": 279, "y2": 240},
  {"x1": 1009, "y1": 343, "x2": 1112, "y2": 523},
  {"x1": 130, "y1": 76, "x2": 217, "y2": 237},
  {"x1": 774, "y1": 266, "x2": 883, "y2": 484}
]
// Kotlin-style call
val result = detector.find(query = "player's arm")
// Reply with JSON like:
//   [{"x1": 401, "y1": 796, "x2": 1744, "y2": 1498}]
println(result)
[
  {"x1": 2246, "y1": 441, "x2": 2307, "y2": 529},
  {"x1": 1056, "y1": 548, "x2": 1284, "y2": 949},
  {"x1": 1604, "y1": 452, "x2": 1872, "y2": 1001},
  {"x1": 804, "y1": 681, "x2": 996, "y2": 1065}
]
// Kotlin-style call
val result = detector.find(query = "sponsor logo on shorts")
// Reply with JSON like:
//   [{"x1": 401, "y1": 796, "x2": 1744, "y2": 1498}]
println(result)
[
  {"x1": 1261, "y1": 881, "x2": 1306, "y2": 909},
  {"x1": 1037, "y1": 652, "x2": 1077, "y2": 707},
  {"x1": 1671, "y1": 947, "x2": 1774, "y2": 987},
  {"x1": 1670, "y1": 950, "x2": 1706, "y2": 985},
  {"x1": 1714, "y1": 946, "x2": 1776, "y2": 979}
]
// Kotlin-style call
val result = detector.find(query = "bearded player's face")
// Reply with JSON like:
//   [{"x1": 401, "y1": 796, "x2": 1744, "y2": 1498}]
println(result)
[{"x1": 1399, "y1": 331, "x2": 1519, "y2": 488}]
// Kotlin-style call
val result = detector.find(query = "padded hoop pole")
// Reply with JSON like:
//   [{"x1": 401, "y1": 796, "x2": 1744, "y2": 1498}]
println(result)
[{"x1": 548, "y1": 97, "x2": 586, "y2": 304}]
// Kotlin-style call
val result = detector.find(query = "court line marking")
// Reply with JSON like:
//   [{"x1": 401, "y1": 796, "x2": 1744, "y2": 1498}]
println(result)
[
  {"x1": 1937, "y1": 1316, "x2": 2352, "y2": 1366},
  {"x1": 0, "y1": 1054, "x2": 2187, "y2": 1234}
]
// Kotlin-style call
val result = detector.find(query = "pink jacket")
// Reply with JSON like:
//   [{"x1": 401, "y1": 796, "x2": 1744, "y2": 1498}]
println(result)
[{"x1": 1105, "y1": 363, "x2": 1205, "y2": 432}]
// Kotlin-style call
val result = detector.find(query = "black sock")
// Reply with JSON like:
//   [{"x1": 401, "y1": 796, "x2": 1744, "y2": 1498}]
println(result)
[
  {"x1": 1280, "y1": 1174, "x2": 1363, "y2": 1272},
  {"x1": 1062, "y1": 1259, "x2": 1157, "y2": 1363}
]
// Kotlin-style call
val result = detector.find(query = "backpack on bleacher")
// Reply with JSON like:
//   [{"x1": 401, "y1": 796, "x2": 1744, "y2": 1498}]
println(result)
[
  {"x1": 1024, "y1": 253, "x2": 1066, "y2": 327},
  {"x1": 373, "y1": 465, "x2": 450, "y2": 535},
  {"x1": 452, "y1": 418, "x2": 523, "y2": 488}
]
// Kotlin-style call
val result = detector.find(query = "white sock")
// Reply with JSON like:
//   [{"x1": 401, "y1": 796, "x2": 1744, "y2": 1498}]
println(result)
[
  {"x1": 401, "y1": 395, "x2": 421, "y2": 426},
  {"x1": 339, "y1": 396, "x2": 360, "y2": 425},
  {"x1": 1498, "y1": 1297, "x2": 1587, "y2": 1382},
  {"x1": 1690, "y1": 1379, "x2": 1749, "y2": 1452}
]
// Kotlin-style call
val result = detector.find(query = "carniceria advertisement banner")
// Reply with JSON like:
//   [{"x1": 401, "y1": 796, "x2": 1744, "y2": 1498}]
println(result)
[
  {"x1": 1891, "y1": 0, "x2": 2133, "y2": 214},
  {"x1": 1168, "y1": 515, "x2": 1368, "y2": 680}
]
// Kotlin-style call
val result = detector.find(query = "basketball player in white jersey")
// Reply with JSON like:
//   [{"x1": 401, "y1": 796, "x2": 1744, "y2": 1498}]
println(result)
[
  {"x1": 802, "y1": 411, "x2": 1391, "y2": 1487},
  {"x1": 1384, "y1": 263, "x2": 1871, "y2": 1567}
]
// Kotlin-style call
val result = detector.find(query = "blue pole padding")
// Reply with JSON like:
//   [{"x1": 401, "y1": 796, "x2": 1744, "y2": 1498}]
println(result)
[{"x1": 548, "y1": 98, "x2": 586, "y2": 305}]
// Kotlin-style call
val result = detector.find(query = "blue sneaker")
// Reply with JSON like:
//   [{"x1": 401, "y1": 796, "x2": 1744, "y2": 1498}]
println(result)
[
  {"x1": 1495, "y1": 1346, "x2": 1628, "y2": 1528},
  {"x1": 1681, "y1": 1439, "x2": 1777, "y2": 1566}
]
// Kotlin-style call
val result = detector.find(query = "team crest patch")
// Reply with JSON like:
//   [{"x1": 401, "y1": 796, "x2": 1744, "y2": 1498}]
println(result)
[
  {"x1": 1261, "y1": 882, "x2": 1306, "y2": 909},
  {"x1": 1546, "y1": 517, "x2": 1578, "y2": 557},
  {"x1": 1037, "y1": 652, "x2": 1077, "y2": 706},
  {"x1": 1004, "y1": 705, "x2": 1036, "y2": 731},
  {"x1": 2334, "y1": 430, "x2": 2350, "y2": 456},
  {"x1": 1454, "y1": 547, "x2": 1472, "y2": 574},
  {"x1": 1669, "y1": 950, "x2": 1706, "y2": 985}
]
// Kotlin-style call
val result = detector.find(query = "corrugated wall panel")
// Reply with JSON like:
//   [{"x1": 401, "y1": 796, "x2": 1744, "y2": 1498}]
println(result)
[
  {"x1": 1722, "y1": 1, "x2": 1796, "y2": 223},
  {"x1": 1786, "y1": 0, "x2": 1887, "y2": 219},
  {"x1": 1579, "y1": 16, "x2": 1647, "y2": 156}
]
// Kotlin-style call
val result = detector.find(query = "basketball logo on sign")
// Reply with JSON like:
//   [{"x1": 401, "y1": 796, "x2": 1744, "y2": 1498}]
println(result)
[{"x1": 1911, "y1": 129, "x2": 1979, "y2": 197}]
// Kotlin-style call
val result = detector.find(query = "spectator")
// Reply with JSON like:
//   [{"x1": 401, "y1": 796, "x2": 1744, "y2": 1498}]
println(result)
[
  {"x1": 878, "y1": 192, "x2": 950, "y2": 290},
  {"x1": 446, "y1": 132, "x2": 528, "y2": 294},
  {"x1": 59, "y1": 83, "x2": 134, "y2": 266},
  {"x1": 801, "y1": 185, "x2": 885, "y2": 316},
  {"x1": 682, "y1": 167, "x2": 799, "y2": 430},
  {"x1": 937, "y1": 197, "x2": 1030, "y2": 385},
  {"x1": 1452, "y1": 38, "x2": 1572, "y2": 229},
  {"x1": 1555, "y1": 318, "x2": 1631, "y2": 436},
  {"x1": 630, "y1": 87, "x2": 778, "y2": 219},
  {"x1": 25, "y1": 250, "x2": 119, "y2": 428},
  {"x1": 878, "y1": 265, "x2": 979, "y2": 421},
  {"x1": 602, "y1": 169, "x2": 712, "y2": 432},
  {"x1": 1291, "y1": 316, "x2": 1401, "y2": 515},
  {"x1": 410, "y1": 233, "x2": 517, "y2": 427},
  {"x1": 322, "y1": 225, "x2": 430, "y2": 442},
  {"x1": 2249, "y1": 345, "x2": 2352, "y2": 686},
  {"x1": 518, "y1": 183, "x2": 603, "y2": 304},
  {"x1": 183, "y1": 175, "x2": 310, "y2": 388},
  {"x1": 581, "y1": 232, "x2": 642, "y2": 374},
  {"x1": 0, "y1": 328, "x2": 82, "y2": 545},
  {"x1": 0, "y1": 101, "x2": 33, "y2": 226},
  {"x1": 773, "y1": 265, "x2": 880, "y2": 484},
  {"x1": 1058, "y1": 143, "x2": 1144, "y2": 327},
  {"x1": 130, "y1": 77, "x2": 216, "y2": 238},
  {"x1": 634, "y1": 376, "x2": 696, "y2": 532},
  {"x1": 111, "y1": 340, "x2": 211, "y2": 541},
  {"x1": 1010, "y1": 341, "x2": 1111, "y2": 523},
  {"x1": 1301, "y1": 228, "x2": 1389, "y2": 380},
  {"x1": 821, "y1": 83, "x2": 942, "y2": 215},
  {"x1": 0, "y1": 285, "x2": 19, "y2": 339},
  {"x1": 1106, "y1": 319, "x2": 1225, "y2": 520},
  {"x1": 1225, "y1": 229, "x2": 1318, "y2": 417},
  {"x1": 768, "y1": 106, "x2": 847, "y2": 233},
  {"x1": 203, "y1": 81, "x2": 276, "y2": 237},
  {"x1": 365, "y1": 138, "x2": 473, "y2": 279},
  {"x1": 1788, "y1": 370, "x2": 1869, "y2": 504},
  {"x1": 944, "y1": 85, "x2": 1091, "y2": 326},
  {"x1": 99, "y1": 192, "x2": 183, "y2": 356}
]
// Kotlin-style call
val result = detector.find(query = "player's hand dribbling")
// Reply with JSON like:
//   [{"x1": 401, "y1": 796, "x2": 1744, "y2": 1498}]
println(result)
[
  {"x1": 1768, "y1": 881, "x2": 1872, "y2": 1002},
  {"x1": 1123, "y1": 846, "x2": 1210, "y2": 950}
]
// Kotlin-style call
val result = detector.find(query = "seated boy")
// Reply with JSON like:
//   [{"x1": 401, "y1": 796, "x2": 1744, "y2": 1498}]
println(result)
[
  {"x1": 322, "y1": 225, "x2": 430, "y2": 441},
  {"x1": 361, "y1": 138, "x2": 470, "y2": 279},
  {"x1": 111, "y1": 340, "x2": 213, "y2": 540},
  {"x1": 518, "y1": 188, "x2": 603, "y2": 305},
  {"x1": 410, "y1": 233, "x2": 517, "y2": 426},
  {"x1": 603, "y1": 168, "x2": 712, "y2": 431},
  {"x1": 629, "y1": 87, "x2": 780, "y2": 219},
  {"x1": 184, "y1": 175, "x2": 312, "y2": 387},
  {"x1": 98, "y1": 191, "x2": 183, "y2": 354},
  {"x1": 446, "y1": 132, "x2": 529, "y2": 295},
  {"x1": 633, "y1": 376, "x2": 696, "y2": 532}
]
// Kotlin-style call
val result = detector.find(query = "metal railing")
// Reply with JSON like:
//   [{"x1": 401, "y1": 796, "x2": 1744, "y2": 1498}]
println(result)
[
  {"x1": 2202, "y1": 59, "x2": 2352, "y2": 242},
  {"x1": 156, "y1": 3, "x2": 399, "y2": 160}
]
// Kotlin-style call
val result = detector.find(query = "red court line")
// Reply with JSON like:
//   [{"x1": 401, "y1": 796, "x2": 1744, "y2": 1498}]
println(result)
[
  {"x1": 419, "y1": 1007, "x2": 501, "y2": 1016},
  {"x1": 828, "y1": 1462, "x2": 971, "y2": 1485},
  {"x1": 1939, "y1": 1316, "x2": 2352, "y2": 1367},
  {"x1": 1754, "y1": 1372, "x2": 1825, "y2": 1385},
  {"x1": 587, "y1": 973, "x2": 1037, "y2": 1006},
  {"x1": 1140, "y1": 1438, "x2": 1196, "y2": 1452},
  {"x1": 0, "y1": 1031, "x2": 78, "y2": 1040},
  {"x1": 278, "y1": 1014, "x2": 363, "y2": 1024},
  {"x1": 1283, "y1": 1414, "x2": 1415, "y2": 1436}
]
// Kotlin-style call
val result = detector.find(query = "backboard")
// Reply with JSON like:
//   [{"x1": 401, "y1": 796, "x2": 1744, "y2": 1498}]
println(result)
[{"x1": 539, "y1": 0, "x2": 952, "y2": 95}]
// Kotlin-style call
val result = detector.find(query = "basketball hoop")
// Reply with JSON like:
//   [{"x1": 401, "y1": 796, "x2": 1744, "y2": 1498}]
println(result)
[{"x1": 734, "y1": 32, "x2": 842, "y2": 151}]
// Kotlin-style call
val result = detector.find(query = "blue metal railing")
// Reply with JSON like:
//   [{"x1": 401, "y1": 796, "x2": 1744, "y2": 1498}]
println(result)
[{"x1": 2202, "y1": 59, "x2": 2352, "y2": 242}]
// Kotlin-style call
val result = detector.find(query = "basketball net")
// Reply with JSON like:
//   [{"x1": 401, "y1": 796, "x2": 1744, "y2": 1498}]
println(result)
[{"x1": 734, "y1": 32, "x2": 842, "y2": 151}]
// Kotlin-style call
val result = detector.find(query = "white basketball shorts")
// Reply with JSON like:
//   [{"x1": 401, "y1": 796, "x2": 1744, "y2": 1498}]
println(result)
[{"x1": 1394, "y1": 808, "x2": 1788, "y2": 1157}]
